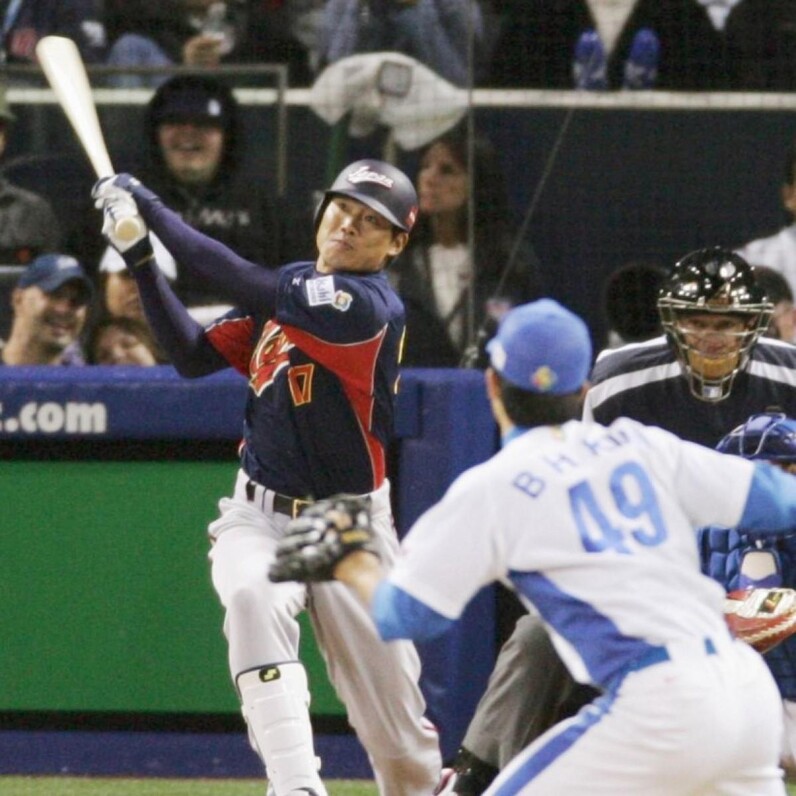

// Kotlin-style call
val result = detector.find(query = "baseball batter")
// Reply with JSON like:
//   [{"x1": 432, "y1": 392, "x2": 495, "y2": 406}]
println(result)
[
  {"x1": 272, "y1": 299, "x2": 795, "y2": 794},
  {"x1": 92, "y1": 162, "x2": 442, "y2": 796}
]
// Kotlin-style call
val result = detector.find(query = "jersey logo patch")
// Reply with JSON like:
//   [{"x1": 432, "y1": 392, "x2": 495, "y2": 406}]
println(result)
[
  {"x1": 346, "y1": 165, "x2": 394, "y2": 188},
  {"x1": 333, "y1": 290, "x2": 353, "y2": 311},
  {"x1": 531, "y1": 366, "x2": 557, "y2": 392},
  {"x1": 306, "y1": 275, "x2": 336, "y2": 306}
]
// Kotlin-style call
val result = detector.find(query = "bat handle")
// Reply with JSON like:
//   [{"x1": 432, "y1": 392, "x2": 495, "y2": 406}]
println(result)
[{"x1": 114, "y1": 215, "x2": 146, "y2": 243}]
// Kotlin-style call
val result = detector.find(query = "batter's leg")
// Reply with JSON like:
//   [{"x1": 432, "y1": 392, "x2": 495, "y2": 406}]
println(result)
[
  {"x1": 308, "y1": 482, "x2": 443, "y2": 796},
  {"x1": 208, "y1": 481, "x2": 327, "y2": 795},
  {"x1": 238, "y1": 662, "x2": 326, "y2": 795}
]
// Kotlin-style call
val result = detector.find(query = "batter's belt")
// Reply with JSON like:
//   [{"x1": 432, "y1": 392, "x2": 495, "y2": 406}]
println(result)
[{"x1": 245, "y1": 479, "x2": 313, "y2": 518}]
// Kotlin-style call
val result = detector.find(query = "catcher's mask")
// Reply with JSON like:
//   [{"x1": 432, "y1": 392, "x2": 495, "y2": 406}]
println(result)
[
  {"x1": 657, "y1": 247, "x2": 773, "y2": 403},
  {"x1": 717, "y1": 412, "x2": 796, "y2": 462}
]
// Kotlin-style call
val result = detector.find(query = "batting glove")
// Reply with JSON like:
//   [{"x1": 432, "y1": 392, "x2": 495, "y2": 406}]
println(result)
[
  {"x1": 269, "y1": 496, "x2": 379, "y2": 583},
  {"x1": 92, "y1": 173, "x2": 162, "y2": 210}
]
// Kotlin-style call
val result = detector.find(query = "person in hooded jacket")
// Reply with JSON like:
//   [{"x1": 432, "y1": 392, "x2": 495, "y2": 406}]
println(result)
[{"x1": 90, "y1": 74, "x2": 285, "y2": 318}]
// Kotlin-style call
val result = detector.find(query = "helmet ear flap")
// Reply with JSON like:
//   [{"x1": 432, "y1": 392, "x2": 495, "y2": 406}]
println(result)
[{"x1": 313, "y1": 195, "x2": 330, "y2": 232}]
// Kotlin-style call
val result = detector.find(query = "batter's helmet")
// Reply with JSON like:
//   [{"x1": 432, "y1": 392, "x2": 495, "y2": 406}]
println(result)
[
  {"x1": 717, "y1": 412, "x2": 796, "y2": 461},
  {"x1": 657, "y1": 247, "x2": 773, "y2": 402},
  {"x1": 314, "y1": 160, "x2": 418, "y2": 233}
]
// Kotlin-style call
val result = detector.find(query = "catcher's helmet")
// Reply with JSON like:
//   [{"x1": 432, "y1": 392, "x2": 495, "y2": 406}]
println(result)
[
  {"x1": 657, "y1": 247, "x2": 773, "y2": 403},
  {"x1": 717, "y1": 412, "x2": 796, "y2": 461},
  {"x1": 314, "y1": 159, "x2": 418, "y2": 233}
]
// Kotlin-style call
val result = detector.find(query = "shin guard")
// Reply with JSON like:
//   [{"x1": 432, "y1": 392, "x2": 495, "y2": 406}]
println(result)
[{"x1": 237, "y1": 661, "x2": 327, "y2": 796}]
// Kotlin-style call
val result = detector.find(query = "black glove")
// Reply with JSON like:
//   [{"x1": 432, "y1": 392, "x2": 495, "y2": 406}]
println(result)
[{"x1": 269, "y1": 495, "x2": 378, "y2": 583}]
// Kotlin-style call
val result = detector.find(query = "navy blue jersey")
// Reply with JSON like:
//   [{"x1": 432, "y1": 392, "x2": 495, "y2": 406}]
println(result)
[
  {"x1": 583, "y1": 336, "x2": 796, "y2": 448},
  {"x1": 206, "y1": 261, "x2": 405, "y2": 498}
]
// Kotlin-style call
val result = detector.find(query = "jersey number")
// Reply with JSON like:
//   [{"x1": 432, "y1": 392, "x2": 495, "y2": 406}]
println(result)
[
  {"x1": 569, "y1": 462, "x2": 667, "y2": 554},
  {"x1": 288, "y1": 364, "x2": 315, "y2": 406}
]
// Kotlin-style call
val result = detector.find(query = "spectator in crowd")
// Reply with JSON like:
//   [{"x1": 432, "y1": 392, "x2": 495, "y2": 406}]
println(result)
[
  {"x1": 0, "y1": 84, "x2": 62, "y2": 264},
  {"x1": 99, "y1": 261, "x2": 147, "y2": 324},
  {"x1": 485, "y1": 0, "x2": 655, "y2": 89},
  {"x1": 2, "y1": 0, "x2": 106, "y2": 71},
  {"x1": 104, "y1": 0, "x2": 318, "y2": 88},
  {"x1": 104, "y1": 0, "x2": 239, "y2": 88},
  {"x1": 755, "y1": 265, "x2": 796, "y2": 343},
  {"x1": 318, "y1": 0, "x2": 491, "y2": 88},
  {"x1": 737, "y1": 140, "x2": 796, "y2": 299},
  {"x1": 601, "y1": 259, "x2": 667, "y2": 348},
  {"x1": 389, "y1": 124, "x2": 539, "y2": 367},
  {"x1": 485, "y1": 0, "x2": 796, "y2": 91},
  {"x1": 0, "y1": 253, "x2": 93, "y2": 366},
  {"x1": 86, "y1": 314, "x2": 165, "y2": 365},
  {"x1": 620, "y1": 0, "x2": 796, "y2": 91},
  {"x1": 91, "y1": 74, "x2": 281, "y2": 320},
  {"x1": 241, "y1": 0, "x2": 322, "y2": 86}
]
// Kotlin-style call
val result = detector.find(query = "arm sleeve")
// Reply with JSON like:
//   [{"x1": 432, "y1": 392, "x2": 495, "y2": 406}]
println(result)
[
  {"x1": 136, "y1": 199, "x2": 280, "y2": 316},
  {"x1": 740, "y1": 464, "x2": 796, "y2": 532},
  {"x1": 132, "y1": 261, "x2": 228, "y2": 377},
  {"x1": 371, "y1": 580, "x2": 456, "y2": 642},
  {"x1": 665, "y1": 428, "x2": 796, "y2": 534}
]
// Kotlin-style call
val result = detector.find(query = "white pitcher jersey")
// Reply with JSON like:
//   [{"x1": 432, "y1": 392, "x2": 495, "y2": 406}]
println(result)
[{"x1": 380, "y1": 417, "x2": 796, "y2": 690}]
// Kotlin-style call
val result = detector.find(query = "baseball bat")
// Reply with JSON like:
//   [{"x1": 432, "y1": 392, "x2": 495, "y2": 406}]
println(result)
[{"x1": 35, "y1": 35, "x2": 144, "y2": 242}]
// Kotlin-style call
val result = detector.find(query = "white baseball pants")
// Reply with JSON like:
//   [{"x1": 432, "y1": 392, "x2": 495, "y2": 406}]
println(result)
[{"x1": 207, "y1": 470, "x2": 442, "y2": 796}]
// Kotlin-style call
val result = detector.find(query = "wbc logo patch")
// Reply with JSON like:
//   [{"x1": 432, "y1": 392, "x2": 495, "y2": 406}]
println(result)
[{"x1": 531, "y1": 366, "x2": 557, "y2": 392}]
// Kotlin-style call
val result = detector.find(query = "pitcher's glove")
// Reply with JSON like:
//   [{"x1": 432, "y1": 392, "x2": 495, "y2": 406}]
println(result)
[
  {"x1": 724, "y1": 588, "x2": 796, "y2": 654},
  {"x1": 269, "y1": 495, "x2": 378, "y2": 583}
]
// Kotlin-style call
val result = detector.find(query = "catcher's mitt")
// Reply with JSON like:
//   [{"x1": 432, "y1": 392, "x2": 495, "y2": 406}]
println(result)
[
  {"x1": 268, "y1": 495, "x2": 378, "y2": 583},
  {"x1": 724, "y1": 588, "x2": 796, "y2": 654}
]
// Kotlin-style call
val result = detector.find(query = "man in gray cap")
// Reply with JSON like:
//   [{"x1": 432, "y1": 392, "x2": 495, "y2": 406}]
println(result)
[{"x1": 1, "y1": 253, "x2": 93, "y2": 365}]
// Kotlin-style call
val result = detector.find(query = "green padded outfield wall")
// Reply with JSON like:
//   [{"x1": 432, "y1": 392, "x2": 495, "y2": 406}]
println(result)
[{"x1": 0, "y1": 460, "x2": 345, "y2": 716}]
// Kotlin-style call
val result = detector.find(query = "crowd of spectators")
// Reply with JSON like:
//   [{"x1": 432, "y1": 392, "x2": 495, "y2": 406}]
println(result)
[
  {"x1": 2, "y1": 1, "x2": 795, "y2": 91},
  {"x1": 3, "y1": 2, "x2": 796, "y2": 367}
]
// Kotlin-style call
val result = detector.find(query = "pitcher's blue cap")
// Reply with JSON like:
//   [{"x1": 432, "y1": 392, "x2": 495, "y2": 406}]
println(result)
[
  {"x1": 487, "y1": 299, "x2": 592, "y2": 394},
  {"x1": 18, "y1": 254, "x2": 93, "y2": 304}
]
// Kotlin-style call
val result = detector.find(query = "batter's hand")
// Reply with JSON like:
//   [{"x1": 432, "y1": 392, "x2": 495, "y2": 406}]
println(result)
[
  {"x1": 269, "y1": 496, "x2": 379, "y2": 583},
  {"x1": 92, "y1": 173, "x2": 163, "y2": 211}
]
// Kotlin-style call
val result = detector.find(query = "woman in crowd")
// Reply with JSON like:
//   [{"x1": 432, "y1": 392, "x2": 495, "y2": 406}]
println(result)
[
  {"x1": 391, "y1": 124, "x2": 540, "y2": 367},
  {"x1": 87, "y1": 315, "x2": 165, "y2": 366}
]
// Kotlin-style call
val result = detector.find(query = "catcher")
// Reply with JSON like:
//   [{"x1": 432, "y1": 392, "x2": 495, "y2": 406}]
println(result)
[
  {"x1": 699, "y1": 411, "x2": 796, "y2": 778},
  {"x1": 271, "y1": 298, "x2": 796, "y2": 795}
]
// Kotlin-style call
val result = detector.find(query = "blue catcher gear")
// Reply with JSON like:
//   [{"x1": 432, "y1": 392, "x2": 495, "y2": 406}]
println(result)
[
  {"x1": 717, "y1": 412, "x2": 796, "y2": 462},
  {"x1": 657, "y1": 247, "x2": 773, "y2": 403}
]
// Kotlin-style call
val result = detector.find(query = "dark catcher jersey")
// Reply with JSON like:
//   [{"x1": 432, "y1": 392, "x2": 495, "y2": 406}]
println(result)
[
  {"x1": 583, "y1": 336, "x2": 796, "y2": 448},
  {"x1": 206, "y1": 261, "x2": 405, "y2": 498}
]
